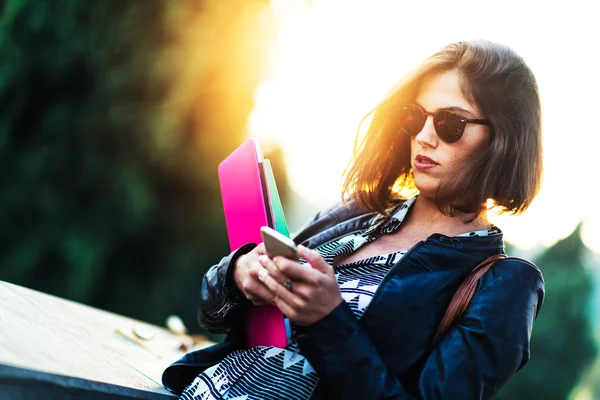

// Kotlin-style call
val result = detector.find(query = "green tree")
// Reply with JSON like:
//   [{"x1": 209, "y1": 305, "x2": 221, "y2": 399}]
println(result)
[
  {"x1": 497, "y1": 223, "x2": 597, "y2": 399},
  {"x1": 0, "y1": 0, "x2": 272, "y2": 333}
]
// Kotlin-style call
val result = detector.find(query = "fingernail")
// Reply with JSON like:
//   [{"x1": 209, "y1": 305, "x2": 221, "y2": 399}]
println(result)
[{"x1": 258, "y1": 255, "x2": 268, "y2": 265}]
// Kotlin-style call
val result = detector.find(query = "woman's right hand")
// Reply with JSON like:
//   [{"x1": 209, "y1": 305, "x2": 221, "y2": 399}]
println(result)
[{"x1": 233, "y1": 243, "x2": 275, "y2": 305}]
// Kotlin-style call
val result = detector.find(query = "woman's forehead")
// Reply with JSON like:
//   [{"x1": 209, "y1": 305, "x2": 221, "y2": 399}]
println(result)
[{"x1": 415, "y1": 70, "x2": 480, "y2": 117}]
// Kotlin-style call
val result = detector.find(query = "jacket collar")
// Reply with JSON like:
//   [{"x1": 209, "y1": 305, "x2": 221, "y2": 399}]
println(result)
[{"x1": 295, "y1": 198, "x2": 505, "y2": 256}]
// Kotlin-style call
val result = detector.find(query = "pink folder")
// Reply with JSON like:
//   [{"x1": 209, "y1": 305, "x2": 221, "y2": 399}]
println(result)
[{"x1": 218, "y1": 138, "x2": 288, "y2": 348}]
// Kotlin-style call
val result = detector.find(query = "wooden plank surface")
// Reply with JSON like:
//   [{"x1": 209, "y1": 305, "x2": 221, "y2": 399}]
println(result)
[{"x1": 0, "y1": 280, "x2": 211, "y2": 398}]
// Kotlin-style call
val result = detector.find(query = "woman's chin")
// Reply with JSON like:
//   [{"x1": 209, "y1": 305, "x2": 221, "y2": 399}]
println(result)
[{"x1": 413, "y1": 180, "x2": 440, "y2": 199}]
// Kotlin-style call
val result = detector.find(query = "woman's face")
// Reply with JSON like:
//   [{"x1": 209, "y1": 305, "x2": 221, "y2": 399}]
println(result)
[{"x1": 410, "y1": 69, "x2": 492, "y2": 199}]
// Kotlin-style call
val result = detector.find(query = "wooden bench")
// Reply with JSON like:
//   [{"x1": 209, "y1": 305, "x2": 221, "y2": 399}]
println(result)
[{"x1": 0, "y1": 280, "x2": 212, "y2": 399}]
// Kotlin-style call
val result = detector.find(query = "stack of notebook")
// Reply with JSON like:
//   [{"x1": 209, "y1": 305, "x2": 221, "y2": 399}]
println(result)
[{"x1": 218, "y1": 138, "x2": 290, "y2": 349}]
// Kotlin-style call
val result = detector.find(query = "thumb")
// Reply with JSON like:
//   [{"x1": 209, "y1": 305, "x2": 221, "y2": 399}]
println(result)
[{"x1": 298, "y1": 245, "x2": 333, "y2": 275}]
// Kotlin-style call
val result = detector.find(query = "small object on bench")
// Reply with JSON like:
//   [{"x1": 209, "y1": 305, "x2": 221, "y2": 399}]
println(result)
[
  {"x1": 0, "y1": 280, "x2": 214, "y2": 399},
  {"x1": 133, "y1": 326, "x2": 155, "y2": 341},
  {"x1": 165, "y1": 315, "x2": 188, "y2": 336}
]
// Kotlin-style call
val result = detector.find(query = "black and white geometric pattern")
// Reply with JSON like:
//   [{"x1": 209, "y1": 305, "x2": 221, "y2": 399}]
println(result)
[
  {"x1": 180, "y1": 345, "x2": 317, "y2": 400},
  {"x1": 180, "y1": 195, "x2": 500, "y2": 399}
]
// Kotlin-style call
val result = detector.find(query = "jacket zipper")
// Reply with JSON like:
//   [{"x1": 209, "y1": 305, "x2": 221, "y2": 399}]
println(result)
[
  {"x1": 210, "y1": 299, "x2": 237, "y2": 320},
  {"x1": 360, "y1": 240, "x2": 427, "y2": 319}
]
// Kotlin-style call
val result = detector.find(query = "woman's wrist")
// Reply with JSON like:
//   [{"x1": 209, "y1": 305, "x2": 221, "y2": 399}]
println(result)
[{"x1": 225, "y1": 243, "x2": 256, "y2": 303}]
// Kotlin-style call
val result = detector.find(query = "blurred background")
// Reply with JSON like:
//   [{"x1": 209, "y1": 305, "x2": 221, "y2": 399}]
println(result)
[{"x1": 1, "y1": 0, "x2": 599, "y2": 398}]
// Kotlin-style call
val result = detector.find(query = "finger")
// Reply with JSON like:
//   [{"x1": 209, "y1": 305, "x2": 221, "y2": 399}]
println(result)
[
  {"x1": 247, "y1": 283, "x2": 277, "y2": 304},
  {"x1": 248, "y1": 243, "x2": 266, "y2": 257},
  {"x1": 258, "y1": 255, "x2": 289, "y2": 285},
  {"x1": 271, "y1": 256, "x2": 320, "y2": 283},
  {"x1": 298, "y1": 245, "x2": 334, "y2": 275},
  {"x1": 257, "y1": 266, "x2": 301, "y2": 307},
  {"x1": 255, "y1": 243, "x2": 267, "y2": 256},
  {"x1": 250, "y1": 298, "x2": 271, "y2": 306},
  {"x1": 245, "y1": 265, "x2": 279, "y2": 303},
  {"x1": 281, "y1": 281, "x2": 312, "y2": 301}
]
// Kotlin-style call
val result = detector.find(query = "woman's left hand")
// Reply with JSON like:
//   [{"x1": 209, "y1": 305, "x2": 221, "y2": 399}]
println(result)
[{"x1": 257, "y1": 244, "x2": 342, "y2": 326}]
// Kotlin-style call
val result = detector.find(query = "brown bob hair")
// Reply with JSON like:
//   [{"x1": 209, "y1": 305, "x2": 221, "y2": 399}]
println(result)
[{"x1": 342, "y1": 40, "x2": 543, "y2": 217}]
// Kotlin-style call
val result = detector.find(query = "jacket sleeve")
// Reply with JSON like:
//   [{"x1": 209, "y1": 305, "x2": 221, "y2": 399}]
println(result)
[
  {"x1": 197, "y1": 243, "x2": 257, "y2": 333},
  {"x1": 295, "y1": 261, "x2": 545, "y2": 400}
]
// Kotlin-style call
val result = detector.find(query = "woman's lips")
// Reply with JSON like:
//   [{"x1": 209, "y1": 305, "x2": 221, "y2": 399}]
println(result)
[{"x1": 414, "y1": 154, "x2": 439, "y2": 170}]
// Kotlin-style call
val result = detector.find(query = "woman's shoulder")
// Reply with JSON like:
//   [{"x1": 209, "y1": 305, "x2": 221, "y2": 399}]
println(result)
[
  {"x1": 303, "y1": 197, "x2": 378, "y2": 227},
  {"x1": 492, "y1": 256, "x2": 543, "y2": 283},
  {"x1": 291, "y1": 198, "x2": 379, "y2": 245},
  {"x1": 479, "y1": 256, "x2": 545, "y2": 312}
]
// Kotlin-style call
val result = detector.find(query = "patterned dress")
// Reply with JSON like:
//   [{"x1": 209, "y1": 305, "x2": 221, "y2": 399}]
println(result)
[{"x1": 181, "y1": 196, "x2": 500, "y2": 400}]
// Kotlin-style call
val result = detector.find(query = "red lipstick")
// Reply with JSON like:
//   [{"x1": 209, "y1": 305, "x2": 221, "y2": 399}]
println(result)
[{"x1": 414, "y1": 154, "x2": 439, "y2": 170}]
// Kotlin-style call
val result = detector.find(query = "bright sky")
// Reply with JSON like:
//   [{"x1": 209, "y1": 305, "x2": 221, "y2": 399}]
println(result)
[{"x1": 248, "y1": 0, "x2": 600, "y2": 253}]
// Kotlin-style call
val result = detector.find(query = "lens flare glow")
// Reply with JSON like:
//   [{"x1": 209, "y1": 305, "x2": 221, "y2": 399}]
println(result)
[{"x1": 248, "y1": 0, "x2": 600, "y2": 253}]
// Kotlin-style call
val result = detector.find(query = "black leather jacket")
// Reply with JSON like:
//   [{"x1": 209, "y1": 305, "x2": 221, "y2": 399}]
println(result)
[{"x1": 162, "y1": 200, "x2": 545, "y2": 399}]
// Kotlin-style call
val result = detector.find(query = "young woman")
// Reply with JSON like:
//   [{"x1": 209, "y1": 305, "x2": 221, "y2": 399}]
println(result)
[{"x1": 163, "y1": 39, "x2": 544, "y2": 399}]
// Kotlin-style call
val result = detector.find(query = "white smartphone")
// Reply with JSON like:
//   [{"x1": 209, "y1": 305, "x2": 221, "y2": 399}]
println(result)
[{"x1": 260, "y1": 226, "x2": 299, "y2": 260}]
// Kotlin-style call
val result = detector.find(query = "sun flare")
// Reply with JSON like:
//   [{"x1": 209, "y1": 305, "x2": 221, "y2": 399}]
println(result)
[{"x1": 248, "y1": 0, "x2": 600, "y2": 254}]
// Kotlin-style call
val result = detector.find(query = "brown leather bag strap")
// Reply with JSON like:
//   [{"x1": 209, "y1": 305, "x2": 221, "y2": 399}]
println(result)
[{"x1": 431, "y1": 253, "x2": 508, "y2": 348}]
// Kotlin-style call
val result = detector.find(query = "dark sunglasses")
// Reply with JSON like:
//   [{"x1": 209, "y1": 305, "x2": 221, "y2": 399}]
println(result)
[{"x1": 398, "y1": 104, "x2": 492, "y2": 144}]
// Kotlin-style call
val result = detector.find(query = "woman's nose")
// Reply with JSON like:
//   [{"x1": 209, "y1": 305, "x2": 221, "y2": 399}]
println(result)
[{"x1": 415, "y1": 115, "x2": 438, "y2": 147}]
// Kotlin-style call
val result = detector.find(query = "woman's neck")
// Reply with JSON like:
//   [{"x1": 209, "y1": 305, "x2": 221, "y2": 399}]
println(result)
[{"x1": 404, "y1": 194, "x2": 491, "y2": 236}]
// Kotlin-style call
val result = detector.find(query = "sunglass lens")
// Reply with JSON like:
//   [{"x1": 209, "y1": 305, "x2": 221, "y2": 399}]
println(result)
[
  {"x1": 399, "y1": 105, "x2": 425, "y2": 136},
  {"x1": 435, "y1": 110, "x2": 465, "y2": 143}
]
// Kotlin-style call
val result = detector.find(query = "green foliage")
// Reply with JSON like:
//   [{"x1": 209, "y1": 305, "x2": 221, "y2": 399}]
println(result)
[
  {"x1": 497, "y1": 223, "x2": 598, "y2": 399},
  {"x1": 0, "y1": 0, "x2": 271, "y2": 333}
]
